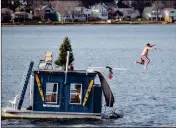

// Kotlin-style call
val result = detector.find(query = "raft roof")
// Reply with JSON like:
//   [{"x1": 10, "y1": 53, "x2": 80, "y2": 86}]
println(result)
[{"x1": 33, "y1": 69, "x2": 97, "y2": 75}]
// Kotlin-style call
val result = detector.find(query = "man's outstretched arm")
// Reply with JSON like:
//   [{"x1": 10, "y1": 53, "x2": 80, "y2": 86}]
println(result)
[
  {"x1": 150, "y1": 44, "x2": 156, "y2": 47},
  {"x1": 147, "y1": 44, "x2": 156, "y2": 49}
]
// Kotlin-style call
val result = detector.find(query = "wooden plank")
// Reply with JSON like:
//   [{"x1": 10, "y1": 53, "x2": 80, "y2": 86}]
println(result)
[
  {"x1": 82, "y1": 80, "x2": 94, "y2": 106},
  {"x1": 1, "y1": 108, "x2": 101, "y2": 120},
  {"x1": 35, "y1": 74, "x2": 45, "y2": 102}
]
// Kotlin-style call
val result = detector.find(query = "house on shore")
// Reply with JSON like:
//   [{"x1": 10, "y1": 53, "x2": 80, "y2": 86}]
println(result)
[
  {"x1": 90, "y1": 2, "x2": 140, "y2": 20},
  {"x1": 63, "y1": 11, "x2": 73, "y2": 22},
  {"x1": 142, "y1": 7, "x2": 162, "y2": 21},
  {"x1": 34, "y1": 5, "x2": 61, "y2": 22},
  {"x1": 102, "y1": 2, "x2": 119, "y2": 19},
  {"x1": 74, "y1": 6, "x2": 92, "y2": 16},
  {"x1": 72, "y1": 11, "x2": 86, "y2": 22},
  {"x1": 118, "y1": 8, "x2": 140, "y2": 20},
  {"x1": 162, "y1": 8, "x2": 176, "y2": 23},
  {"x1": 91, "y1": 3, "x2": 108, "y2": 20}
]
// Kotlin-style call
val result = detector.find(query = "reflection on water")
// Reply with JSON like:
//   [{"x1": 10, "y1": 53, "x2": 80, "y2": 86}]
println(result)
[{"x1": 2, "y1": 25, "x2": 176, "y2": 127}]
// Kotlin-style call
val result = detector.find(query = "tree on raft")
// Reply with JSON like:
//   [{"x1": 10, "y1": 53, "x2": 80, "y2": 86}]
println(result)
[{"x1": 55, "y1": 37, "x2": 74, "y2": 70}]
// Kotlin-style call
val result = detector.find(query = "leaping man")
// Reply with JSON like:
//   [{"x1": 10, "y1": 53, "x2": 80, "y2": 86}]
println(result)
[{"x1": 135, "y1": 43, "x2": 156, "y2": 70}]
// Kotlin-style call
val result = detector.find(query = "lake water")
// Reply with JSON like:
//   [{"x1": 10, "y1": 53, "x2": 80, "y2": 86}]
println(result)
[{"x1": 1, "y1": 24, "x2": 176, "y2": 127}]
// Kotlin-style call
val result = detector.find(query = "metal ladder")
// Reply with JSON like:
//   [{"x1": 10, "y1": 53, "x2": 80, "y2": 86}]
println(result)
[{"x1": 17, "y1": 61, "x2": 34, "y2": 110}]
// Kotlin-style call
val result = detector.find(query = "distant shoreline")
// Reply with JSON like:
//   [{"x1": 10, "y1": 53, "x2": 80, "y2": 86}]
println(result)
[{"x1": 1, "y1": 21, "x2": 175, "y2": 27}]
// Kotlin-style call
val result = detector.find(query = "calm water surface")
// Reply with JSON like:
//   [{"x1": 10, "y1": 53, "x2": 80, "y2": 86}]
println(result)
[{"x1": 2, "y1": 25, "x2": 176, "y2": 127}]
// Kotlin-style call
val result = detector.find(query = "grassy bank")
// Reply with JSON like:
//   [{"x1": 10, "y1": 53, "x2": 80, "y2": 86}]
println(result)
[
  {"x1": 1, "y1": 20, "x2": 171, "y2": 26},
  {"x1": 112, "y1": 20, "x2": 164, "y2": 24}
]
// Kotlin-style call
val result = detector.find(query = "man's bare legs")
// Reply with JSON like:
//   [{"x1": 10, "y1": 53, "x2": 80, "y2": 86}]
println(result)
[
  {"x1": 135, "y1": 61, "x2": 144, "y2": 65},
  {"x1": 144, "y1": 59, "x2": 150, "y2": 69},
  {"x1": 135, "y1": 56, "x2": 150, "y2": 69},
  {"x1": 134, "y1": 59, "x2": 144, "y2": 65}
]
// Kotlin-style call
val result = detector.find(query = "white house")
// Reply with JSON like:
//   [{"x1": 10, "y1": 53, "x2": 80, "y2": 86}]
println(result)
[
  {"x1": 63, "y1": 12, "x2": 73, "y2": 22},
  {"x1": 62, "y1": 11, "x2": 87, "y2": 22},
  {"x1": 91, "y1": 3, "x2": 108, "y2": 20},
  {"x1": 74, "y1": 6, "x2": 92, "y2": 16},
  {"x1": 142, "y1": 7, "x2": 162, "y2": 20},
  {"x1": 118, "y1": 8, "x2": 140, "y2": 19},
  {"x1": 72, "y1": 11, "x2": 86, "y2": 22},
  {"x1": 162, "y1": 8, "x2": 176, "y2": 22},
  {"x1": 73, "y1": 6, "x2": 92, "y2": 21},
  {"x1": 142, "y1": 7, "x2": 153, "y2": 20}
]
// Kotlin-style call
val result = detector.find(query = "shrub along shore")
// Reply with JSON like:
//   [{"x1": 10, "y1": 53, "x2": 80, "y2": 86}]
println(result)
[{"x1": 1, "y1": 20, "x2": 173, "y2": 26}]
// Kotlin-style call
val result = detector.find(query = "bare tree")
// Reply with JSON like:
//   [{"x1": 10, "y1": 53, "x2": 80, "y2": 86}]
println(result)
[{"x1": 152, "y1": 1, "x2": 165, "y2": 21}]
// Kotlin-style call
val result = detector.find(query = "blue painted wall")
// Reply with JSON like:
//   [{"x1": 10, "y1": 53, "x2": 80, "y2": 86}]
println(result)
[
  {"x1": 93, "y1": 85, "x2": 102, "y2": 113},
  {"x1": 33, "y1": 71, "x2": 102, "y2": 114}
]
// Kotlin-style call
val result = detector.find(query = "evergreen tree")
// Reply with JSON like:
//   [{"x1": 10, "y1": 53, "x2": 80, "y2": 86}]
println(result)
[{"x1": 55, "y1": 37, "x2": 74, "y2": 70}]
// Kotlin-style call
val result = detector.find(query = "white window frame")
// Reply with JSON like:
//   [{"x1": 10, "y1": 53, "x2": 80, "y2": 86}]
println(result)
[
  {"x1": 70, "y1": 83, "x2": 82, "y2": 105},
  {"x1": 45, "y1": 82, "x2": 58, "y2": 104}
]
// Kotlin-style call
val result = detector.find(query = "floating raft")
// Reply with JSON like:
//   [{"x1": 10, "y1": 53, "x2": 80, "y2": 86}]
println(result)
[{"x1": 2, "y1": 108, "x2": 101, "y2": 120}]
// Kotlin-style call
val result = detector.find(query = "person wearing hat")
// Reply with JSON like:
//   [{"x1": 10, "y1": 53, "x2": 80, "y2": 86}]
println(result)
[{"x1": 135, "y1": 43, "x2": 156, "y2": 69}]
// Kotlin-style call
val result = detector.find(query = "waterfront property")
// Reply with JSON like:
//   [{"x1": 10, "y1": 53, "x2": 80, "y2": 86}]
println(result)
[
  {"x1": 74, "y1": 6, "x2": 92, "y2": 21},
  {"x1": 34, "y1": 5, "x2": 61, "y2": 22},
  {"x1": 72, "y1": 11, "x2": 87, "y2": 22},
  {"x1": 2, "y1": 0, "x2": 176, "y2": 24},
  {"x1": 63, "y1": 12, "x2": 73, "y2": 22},
  {"x1": 102, "y1": 2, "x2": 121, "y2": 19},
  {"x1": 162, "y1": 8, "x2": 176, "y2": 23},
  {"x1": 142, "y1": 7, "x2": 162, "y2": 21},
  {"x1": 74, "y1": 6, "x2": 92, "y2": 16},
  {"x1": 91, "y1": 3, "x2": 108, "y2": 20},
  {"x1": 142, "y1": 7, "x2": 155, "y2": 20},
  {"x1": 118, "y1": 8, "x2": 140, "y2": 20}
]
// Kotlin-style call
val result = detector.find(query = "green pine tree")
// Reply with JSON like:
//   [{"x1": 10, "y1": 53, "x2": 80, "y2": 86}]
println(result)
[{"x1": 55, "y1": 37, "x2": 74, "y2": 70}]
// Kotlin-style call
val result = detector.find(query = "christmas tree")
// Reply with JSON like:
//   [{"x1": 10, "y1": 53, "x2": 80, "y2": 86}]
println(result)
[{"x1": 55, "y1": 37, "x2": 74, "y2": 70}]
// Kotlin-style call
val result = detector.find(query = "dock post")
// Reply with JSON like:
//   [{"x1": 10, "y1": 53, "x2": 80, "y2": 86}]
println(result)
[
  {"x1": 17, "y1": 61, "x2": 34, "y2": 110},
  {"x1": 29, "y1": 74, "x2": 34, "y2": 108},
  {"x1": 64, "y1": 51, "x2": 70, "y2": 84}
]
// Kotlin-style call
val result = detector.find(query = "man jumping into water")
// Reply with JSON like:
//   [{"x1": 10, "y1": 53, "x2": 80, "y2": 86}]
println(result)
[{"x1": 135, "y1": 43, "x2": 156, "y2": 69}]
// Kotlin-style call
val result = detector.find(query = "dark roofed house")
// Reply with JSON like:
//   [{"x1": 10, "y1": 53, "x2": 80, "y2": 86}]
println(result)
[
  {"x1": 34, "y1": 5, "x2": 61, "y2": 21},
  {"x1": 101, "y1": 2, "x2": 123, "y2": 19}
]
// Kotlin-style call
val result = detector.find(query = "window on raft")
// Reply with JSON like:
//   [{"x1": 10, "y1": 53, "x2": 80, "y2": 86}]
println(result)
[
  {"x1": 45, "y1": 83, "x2": 58, "y2": 104},
  {"x1": 70, "y1": 83, "x2": 82, "y2": 104}
]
